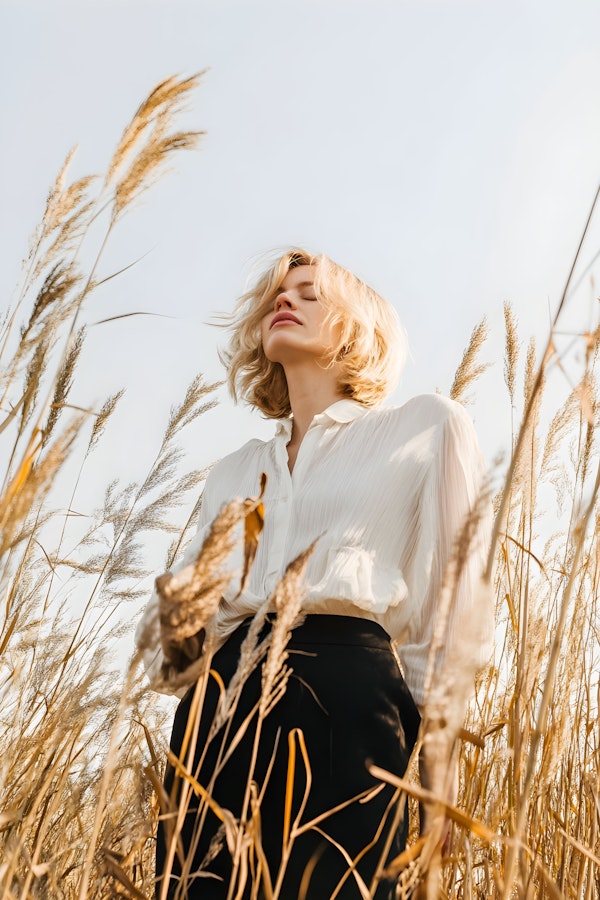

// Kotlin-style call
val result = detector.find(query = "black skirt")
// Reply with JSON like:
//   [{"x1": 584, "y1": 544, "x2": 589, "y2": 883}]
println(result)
[{"x1": 156, "y1": 614, "x2": 420, "y2": 899}]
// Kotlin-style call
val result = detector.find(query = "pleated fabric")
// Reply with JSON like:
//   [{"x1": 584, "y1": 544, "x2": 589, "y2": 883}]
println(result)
[{"x1": 156, "y1": 615, "x2": 421, "y2": 899}]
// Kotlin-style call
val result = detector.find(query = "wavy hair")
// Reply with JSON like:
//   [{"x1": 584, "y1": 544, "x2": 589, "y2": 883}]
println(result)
[{"x1": 220, "y1": 249, "x2": 407, "y2": 418}]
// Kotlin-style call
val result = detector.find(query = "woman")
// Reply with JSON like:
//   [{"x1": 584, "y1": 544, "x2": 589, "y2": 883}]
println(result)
[{"x1": 136, "y1": 249, "x2": 493, "y2": 899}]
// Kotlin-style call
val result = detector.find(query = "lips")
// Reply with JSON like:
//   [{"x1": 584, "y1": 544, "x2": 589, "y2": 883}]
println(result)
[{"x1": 269, "y1": 312, "x2": 301, "y2": 329}]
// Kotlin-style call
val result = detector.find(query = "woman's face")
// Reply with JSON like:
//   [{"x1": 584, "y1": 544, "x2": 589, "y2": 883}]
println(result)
[{"x1": 260, "y1": 265, "x2": 341, "y2": 366}]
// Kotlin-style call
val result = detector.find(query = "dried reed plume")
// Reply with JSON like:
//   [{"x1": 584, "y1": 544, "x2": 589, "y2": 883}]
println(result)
[
  {"x1": 259, "y1": 540, "x2": 315, "y2": 718},
  {"x1": 449, "y1": 315, "x2": 491, "y2": 405},
  {"x1": 503, "y1": 301, "x2": 520, "y2": 413},
  {"x1": 153, "y1": 486, "x2": 266, "y2": 688}
]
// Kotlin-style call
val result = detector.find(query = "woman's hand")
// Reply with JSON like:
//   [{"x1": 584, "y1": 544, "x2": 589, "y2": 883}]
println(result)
[{"x1": 156, "y1": 566, "x2": 212, "y2": 679}]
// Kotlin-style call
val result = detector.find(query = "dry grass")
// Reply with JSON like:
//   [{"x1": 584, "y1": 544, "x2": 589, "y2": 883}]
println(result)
[
  {"x1": 1, "y1": 73, "x2": 599, "y2": 899},
  {"x1": 0, "y1": 74, "x2": 212, "y2": 898}
]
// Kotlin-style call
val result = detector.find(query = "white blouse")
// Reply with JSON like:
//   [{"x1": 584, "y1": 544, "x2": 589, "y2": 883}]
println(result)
[{"x1": 135, "y1": 394, "x2": 493, "y2": 707}]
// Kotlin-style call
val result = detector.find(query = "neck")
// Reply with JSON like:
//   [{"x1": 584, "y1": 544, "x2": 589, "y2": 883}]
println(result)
[{"x1": 283, "y1": 361, "x2": 344, "y2": 444}]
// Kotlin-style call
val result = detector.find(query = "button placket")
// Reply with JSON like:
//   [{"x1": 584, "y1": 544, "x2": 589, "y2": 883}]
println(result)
[
  {"x1": 290, "y1": 422, "x2": 320, "y2": 487},
  {"x1": 265, "y1": 436, "x2": 294, "y2": 588},
  {"x1": 267, "y1": 420, "x2": 326, "y2": 590}
]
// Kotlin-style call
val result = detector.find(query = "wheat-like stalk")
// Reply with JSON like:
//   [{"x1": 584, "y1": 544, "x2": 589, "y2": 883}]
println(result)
[
  {"x1": 449, "y1": 316, "x2": 491, "y2": 405},
  {"x1": 503, "y1": 302, "x2": 519, "y2": 402}
]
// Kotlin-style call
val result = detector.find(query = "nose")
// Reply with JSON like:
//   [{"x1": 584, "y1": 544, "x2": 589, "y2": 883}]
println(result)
[{"x1": 274, "y1": 291, "x2": 296, "y2": 311}]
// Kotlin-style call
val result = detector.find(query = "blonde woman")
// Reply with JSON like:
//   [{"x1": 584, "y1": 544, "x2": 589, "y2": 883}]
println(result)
[{"x1": 137, "y1": 250, "x2": 493, "y2": 898}]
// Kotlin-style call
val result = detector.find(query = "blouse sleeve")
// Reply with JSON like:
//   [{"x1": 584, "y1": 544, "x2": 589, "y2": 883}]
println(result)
[
  {"x1": 134, "y1": 471, "x2": 218, "y2": 696},
  {"x1": 396, "y1": 398, "x2": 494, "y2": 709}
]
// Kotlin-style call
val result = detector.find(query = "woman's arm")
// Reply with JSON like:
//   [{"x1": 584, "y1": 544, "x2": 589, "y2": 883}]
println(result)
[
  {"x1": 399, "y1": 397, "x2": 493, "y2": 711},
  {"x1": 398, "y1": 397, "x2": 494, "y2": 833}
]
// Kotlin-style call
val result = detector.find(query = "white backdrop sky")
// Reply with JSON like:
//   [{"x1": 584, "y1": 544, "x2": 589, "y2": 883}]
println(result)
[{"x1": 2, "y1": 0, "x2": 600, "y2": 543}]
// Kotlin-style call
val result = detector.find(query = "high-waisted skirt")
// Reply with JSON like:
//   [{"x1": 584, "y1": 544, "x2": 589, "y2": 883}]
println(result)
[{"x1": 156, "y1": 614, "x2": 421, "y2": 899}]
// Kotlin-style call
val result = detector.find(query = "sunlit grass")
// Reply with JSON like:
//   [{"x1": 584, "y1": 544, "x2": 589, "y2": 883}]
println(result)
[{"x1": 0, "y1": 73, "x2": 599, "y2": 899}]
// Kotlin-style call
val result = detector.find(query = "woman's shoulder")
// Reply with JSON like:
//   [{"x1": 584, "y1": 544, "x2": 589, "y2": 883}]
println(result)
[
  {"x1": 377, "y1": 393, "x2": 471, "y2": 430},
  {"x1": 200, "y1": 436, "x2": 273, "y2": 513},
  {"x1": 208, "y1": 436, "x2": 271, "y2": 480}
]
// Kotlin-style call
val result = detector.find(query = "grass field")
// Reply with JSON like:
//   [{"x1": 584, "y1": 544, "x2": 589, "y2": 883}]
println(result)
[{"x1": 1, "y1": 75, "x2": 598, "y2": 899}]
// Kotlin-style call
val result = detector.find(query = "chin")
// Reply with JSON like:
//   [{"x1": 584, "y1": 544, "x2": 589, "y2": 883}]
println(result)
[{"x1": 263, "y1": 337, "x2": 302, "y2": 363}]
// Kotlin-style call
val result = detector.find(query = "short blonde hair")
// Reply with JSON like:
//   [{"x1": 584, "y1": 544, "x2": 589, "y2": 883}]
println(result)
[{"x1": 221, "y1": 248, "x2": 407, "y2": 419}]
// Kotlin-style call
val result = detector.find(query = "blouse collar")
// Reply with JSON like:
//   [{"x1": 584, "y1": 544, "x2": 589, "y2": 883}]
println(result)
[{"x1": 274, "y1": 399, "x2": 370, "y2": 440}]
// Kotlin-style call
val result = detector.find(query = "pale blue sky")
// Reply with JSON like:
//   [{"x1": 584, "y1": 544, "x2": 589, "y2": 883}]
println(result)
[{"x1": 2, "y1": 0, "x2": 600, "y2": 517}]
